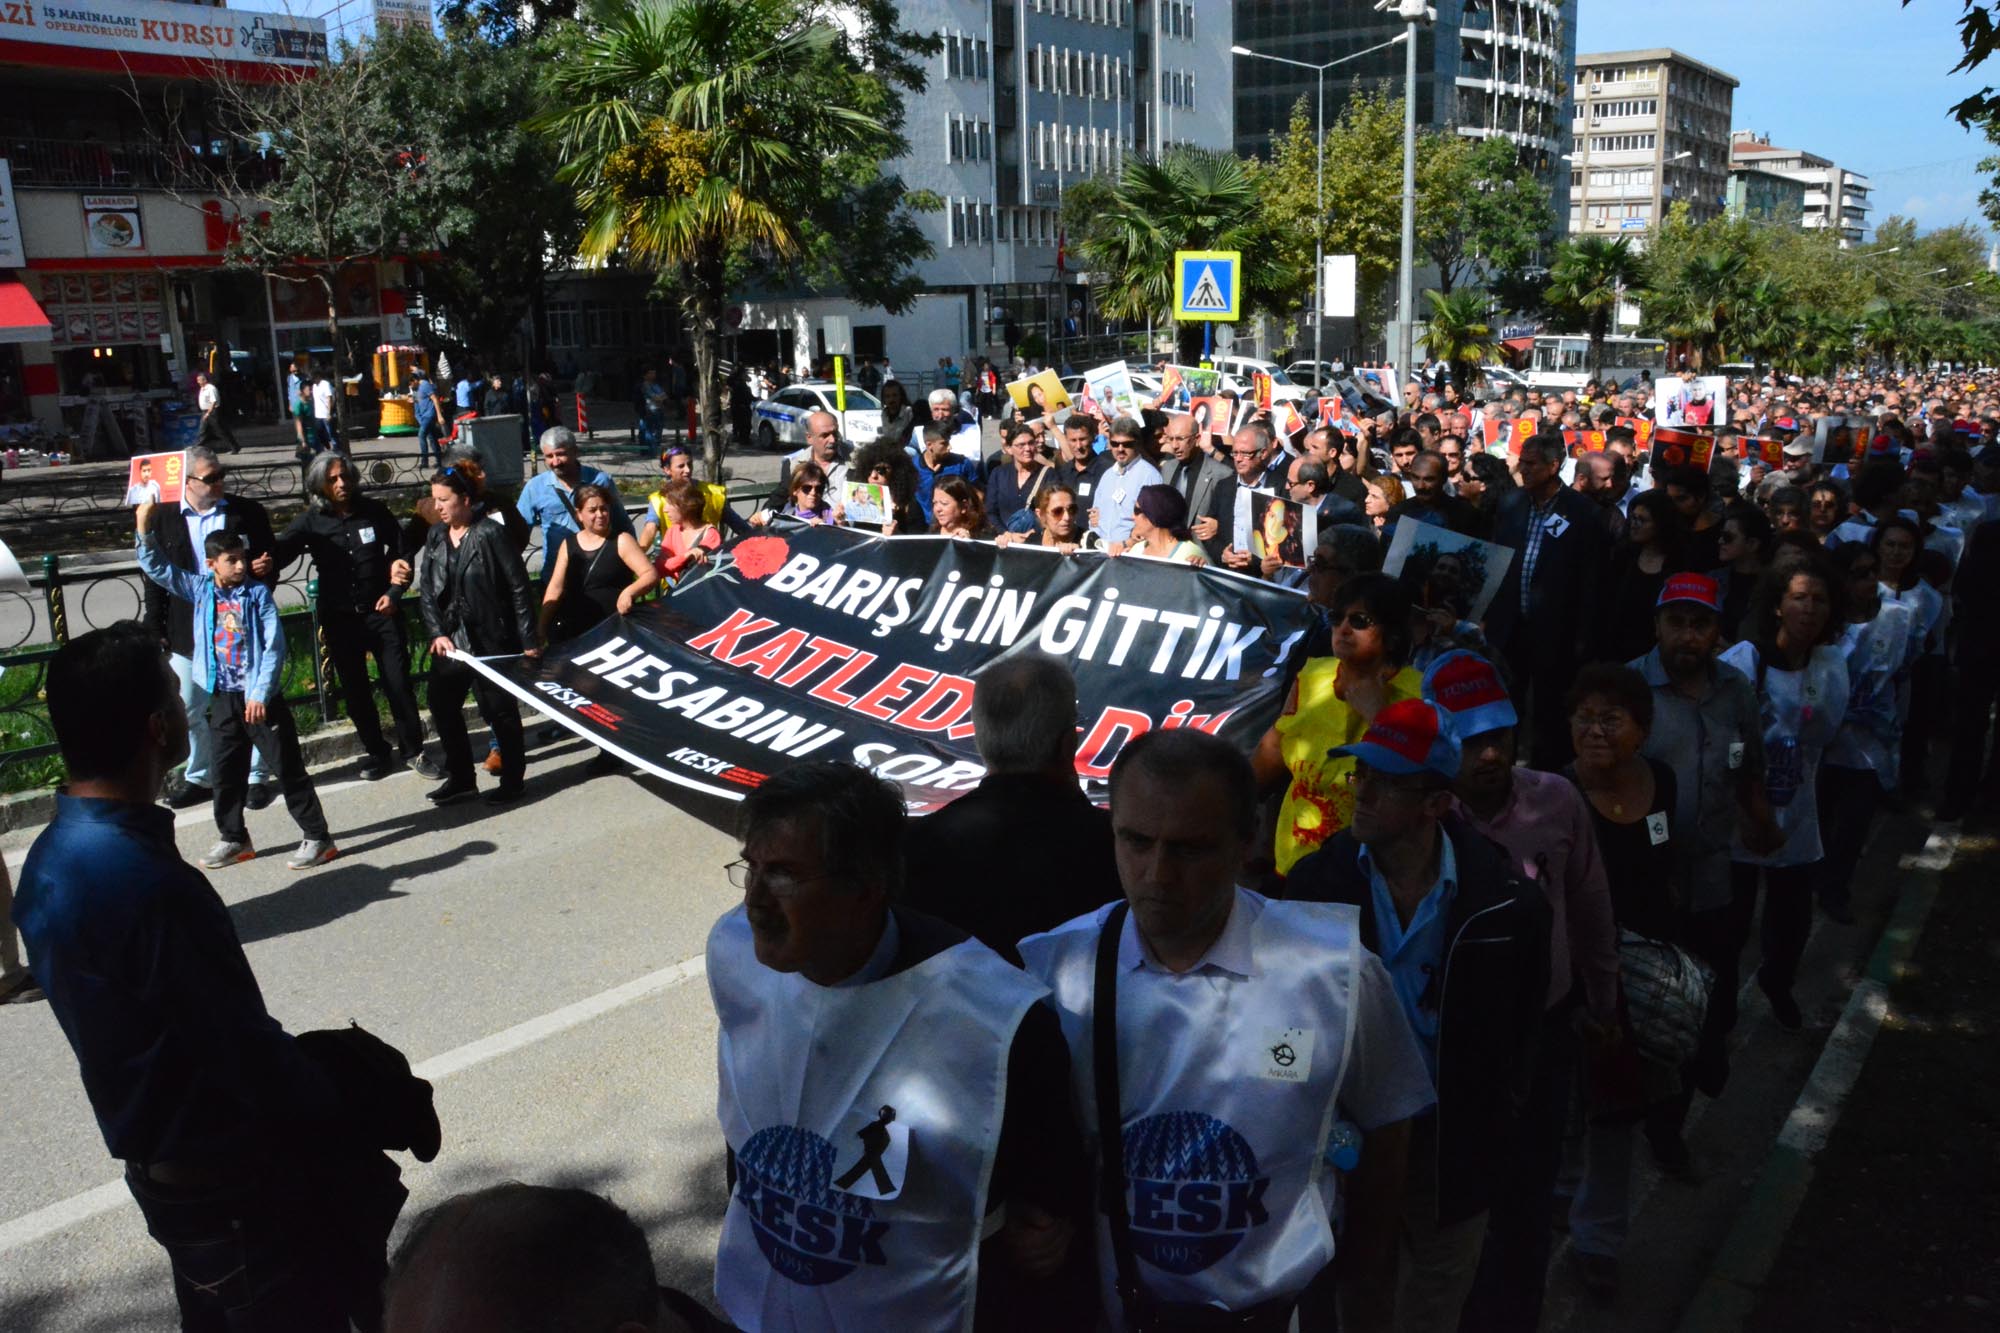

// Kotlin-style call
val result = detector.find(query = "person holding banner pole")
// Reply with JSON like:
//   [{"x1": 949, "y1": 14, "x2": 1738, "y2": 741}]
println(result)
[{"x1": 419, "y1": 469, "x2": 539, "y2": 807}]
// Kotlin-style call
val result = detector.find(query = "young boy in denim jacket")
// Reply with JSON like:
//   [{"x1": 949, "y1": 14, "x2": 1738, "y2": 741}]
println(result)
[{"x1": 136, "y1": 501, "x2": 337, "y2": 869}]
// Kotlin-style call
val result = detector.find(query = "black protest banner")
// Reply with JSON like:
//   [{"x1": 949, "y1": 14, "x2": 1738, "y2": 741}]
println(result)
[{"x1": 460, "y1": 525, "x2": 1315, "y2": 812}]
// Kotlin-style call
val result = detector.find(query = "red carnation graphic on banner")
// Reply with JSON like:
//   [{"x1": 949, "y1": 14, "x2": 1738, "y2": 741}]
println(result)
[{"x1": 731, "y1": 536, "x2": 791, "y2": 580}]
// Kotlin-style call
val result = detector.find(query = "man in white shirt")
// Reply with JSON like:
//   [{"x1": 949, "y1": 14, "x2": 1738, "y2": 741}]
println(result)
[
  {"x1": 193, "y1": 371, "x2": 239, "y2": 453},
  {"x1": 311, "y1": 373, "x2": 337, "y2": 453},
  {"x1": 1020, "y1": 730, "x2": 1435, "y2": 1330}
]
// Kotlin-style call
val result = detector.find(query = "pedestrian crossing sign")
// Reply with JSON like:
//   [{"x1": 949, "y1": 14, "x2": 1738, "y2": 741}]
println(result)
[{"x1": 1175, "y1": 250, "x2": 1241, "y2": 322}]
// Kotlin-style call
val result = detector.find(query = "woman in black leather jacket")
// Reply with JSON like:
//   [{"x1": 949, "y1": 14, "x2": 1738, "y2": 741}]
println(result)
[{"x1": 418, "y1": 469, "x2": 539, "y2": 805}]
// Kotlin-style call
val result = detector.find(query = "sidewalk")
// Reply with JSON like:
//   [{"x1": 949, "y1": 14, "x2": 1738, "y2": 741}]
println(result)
[{"x1": 1742, "y1": 808, "x2": 2000, "y2": 1332}]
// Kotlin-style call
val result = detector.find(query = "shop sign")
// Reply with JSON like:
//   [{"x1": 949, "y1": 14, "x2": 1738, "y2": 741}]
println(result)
[
  {"x1": 0, "y1": 0, "x2": 328, "y2": 67},
  {"x1": 83, "y1": 194, "x2": 144, "y2": 256},
  {"x1": 0, "y1": 160, "x2": 22, "y2": 269}
]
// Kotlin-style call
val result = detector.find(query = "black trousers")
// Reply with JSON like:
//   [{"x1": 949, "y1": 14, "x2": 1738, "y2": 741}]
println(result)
[
  {"x1": 126, "y1": 1156, "x2": 401, "y2": 1333},
  {"x1": 1459, "y1": 1002, "x2": 1577, "y2": 1333},
  {"x1": 1945, "y1": 654, "x2": 2000, "y2": 808},
  {"x1": 194, "y1": 412, "x2": 239, "y2": 453},
  {"x1": 1815, "y1": 765, "x2": 1881, "y2": 914},
  {"x1": 209, "y1": 691, "x2": 328, "y2": 844},
  {"x1": 322, "y1": 606, "x2": 425, "y2": 762},
  {"x1": 1899, "y1": 654, "x2": 1949, "y2": 794},
  {"x1": 1727, "y1": 860, "x2": 1816, "y2": 999},
  {"x1": 428, "y1": 654, "x2": 523, "y2": 784},
  {"x1": 1503, "y1": 633, "x2": 1579, "y2": 771}
]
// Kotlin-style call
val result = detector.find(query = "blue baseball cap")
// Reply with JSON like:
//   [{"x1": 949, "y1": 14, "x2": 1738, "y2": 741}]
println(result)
[
  {"x1": 1423, "y1": 650, "x2": 1519, "y2": 740},
  {"x1": 1332, "y1": 698, "x2": 1462, "y2": 779}
]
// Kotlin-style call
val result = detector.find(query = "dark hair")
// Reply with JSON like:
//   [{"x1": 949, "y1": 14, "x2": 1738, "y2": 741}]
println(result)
[
  {"x1": 921, "y1": 420, "x2": 953, "y2": 447},
  {"x1": 1746, "y1": 555, "x2": 1845, "y2": 659},
  {"x1": 1870, "y1": 514, "x2": 1925, "y2": 591},
  {"x1": 203, "y1": 530, "x2": 247, "y2": 560},
  {"x1": 431, "y1": 467, "x2": 478, "y2": 501},
  {"x1": 1661, "y1": 463, "x2": 1710, "y2": 500},
  {"x1": 1523, "y1": 431, "x2": 1568, "y2": 465},
  {"x1": 1720, "y1": 499, "x2": 1774, "y2": 562},
  {"x1": 786, "y1": 462, "x2": 829, "y2": 506},
  {"x1": 1467, "y1": 452, "x2": 1514, "y2": 492},
  {"x1": 1327, "y1": 571, "x2": 1414, "y2": 667},
  {"x1": 1604, "y1": 425, "x2": 1637, "y2": 448},
  {"x1": 737, "y1": 760, "x2": 906, "y2": 896},
  {"x1": 384, "y1": 1184, "x2": 656, "y2": 1333},
  {"x1": 1626, "y1": 489, "x2": 1686, "y2": 562},
  {"x1": 571, "y1": 482, "x2": 616, "y2": 513},
  {"x1": 47, "y1": 623, "x2": 176, "y2": 781},
  {"x1": 1851, "y1": 459, "x2": 1906, "y2": 512},
  {"x1": 1765, "y1": 483, "x2": 1807, "y2": 515},
  {"x1": 1109, "y1": 729, "x2": 1257, "y2": 843},
  {"x1": 659, "y1": 478, "x2": 703, "y2": 520},
  {"x1": 1034, "y1": 481, "x2": 1079, "y2": 522},
  {"x1": 1826, "y1": 539, "x2": 1880, "y2": 587},
  {"x1": 933, "y1": 476, "x2": 986, "y2": 533},
  {"x1": 1566, "y1": 662, "x2": 1655, "y2": 732}
]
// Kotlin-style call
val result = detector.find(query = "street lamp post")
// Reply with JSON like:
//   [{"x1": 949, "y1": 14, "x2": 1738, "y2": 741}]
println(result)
[
  {"x1": 1233, "y1": 31, "x2": 1410, "y2": 384},
  {"x1": 1378, "y1": 0, "x2": 1433, "y2": 389}
]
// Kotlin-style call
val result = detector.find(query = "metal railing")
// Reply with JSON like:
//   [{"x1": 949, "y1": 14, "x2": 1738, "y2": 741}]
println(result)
[{"x1": 2, "y1": 135, "x2": 282, "y2": 192}]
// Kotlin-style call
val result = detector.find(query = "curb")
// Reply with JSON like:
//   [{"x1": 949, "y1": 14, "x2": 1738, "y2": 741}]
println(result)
[
  {"x1": 1671, "y1": 826, "x2": 1957, "y2": 1333},
  {"x1": 0, "y1": 708, "x2": 500, "y2": 837}
]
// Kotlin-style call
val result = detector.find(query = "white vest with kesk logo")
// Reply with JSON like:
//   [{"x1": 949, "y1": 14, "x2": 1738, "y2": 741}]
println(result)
[
  {"x1": 1018, "y1": 891, "x2": 1361, "y2": 1323},
  {"x1": 709, "y1": 905, "x2": 1048, "y2": 1333}
]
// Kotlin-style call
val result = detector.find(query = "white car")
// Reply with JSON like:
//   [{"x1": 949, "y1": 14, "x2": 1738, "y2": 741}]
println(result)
[
  {"x1": 752, "y1": 382, "x2": 884, "y2": 450},
  {"x1": 1211, "y1": 355, "x2": 1308, "y2": 403}
]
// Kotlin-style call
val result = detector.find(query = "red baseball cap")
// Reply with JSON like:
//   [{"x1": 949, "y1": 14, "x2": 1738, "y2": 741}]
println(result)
[
  {"x1": 1332, "y1": 698, "x2": 1462, "y2": 779},
  {"x1": 1657, "y1": 572, "x2": 1721, "y2": 612}
]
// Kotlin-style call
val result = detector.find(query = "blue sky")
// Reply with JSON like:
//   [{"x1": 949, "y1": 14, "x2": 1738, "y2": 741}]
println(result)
[{"x1": 1577, "y1": 0, "x2": 1996, "y2": 240}]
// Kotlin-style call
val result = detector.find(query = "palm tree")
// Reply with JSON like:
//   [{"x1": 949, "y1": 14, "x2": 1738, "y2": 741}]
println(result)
[
  {"x1": 1731, "y1": 277, "x2": 1797, "y2": 382},
  {"x1": 535, "y1": 0, "x2": 896, "y2": 480},
  {"x1": 1861, "y1": 301, "x2": 1918, "y2": 370},
  {"x1": 1422, "y1": 288, "x2": 1499, "y2": 394},
  {"x1": 1792, "y1": 310, "x2": 1859, "y2": 378},
  {"x1": 1071, "y1": 149, "x2": 1294, "y2": 362},
  {"x1": 1673, "y1": 250, "x2": 1751, "y2": 368},
  {"x1": 1544, "y1": 236, "x2": 1646, "y2": 381}
]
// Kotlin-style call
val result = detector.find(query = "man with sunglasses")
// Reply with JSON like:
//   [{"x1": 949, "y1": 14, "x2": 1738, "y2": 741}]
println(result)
[
  {"x1": 1085, "y1": 417, "x2": 1162, "y2": 547},
  {"x1": 143, "y1": 446, "x2": 278, "y2": 810},
  {"x1": 709, "y1": 762, "x2": 1089, "y2": 1331}
]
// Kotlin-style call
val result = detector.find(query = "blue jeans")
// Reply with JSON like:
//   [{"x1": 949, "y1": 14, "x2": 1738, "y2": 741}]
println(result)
[
  {"x1": 172, "y1": 652, "x2": 268, "y2": 788},
  {"x1": 416, "y1": 415, "x2": 442, "y2": 468}
]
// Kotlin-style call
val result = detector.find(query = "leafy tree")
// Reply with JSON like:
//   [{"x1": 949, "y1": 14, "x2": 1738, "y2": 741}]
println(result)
[
  {"x1": 1421, "y1": 288, "x2": 1499, "y2": 393},
  {"x1": 368, "y1": 25, "x2": 580, "y2": 372},
  {"x1": 1066, "y1": 148, "x2": 1306, "y2": 362},
  {"x1": 1545, "y1": 236, "x2": 1646, "y2": 379},
  {"x1": 1420, "y1": 134, "x2": 1557, "y2": 295},
  {"x1": 535, "y1": 0, "x2": 935, "y2": 481},
  {"x1": 1908, "y1": 1, "x2": 2000, "y2": 125}
]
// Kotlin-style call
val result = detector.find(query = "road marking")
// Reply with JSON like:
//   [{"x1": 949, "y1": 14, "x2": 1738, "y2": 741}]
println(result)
[{"x1": 0, "y1": 951, "x2": 708, "y2": 1256}]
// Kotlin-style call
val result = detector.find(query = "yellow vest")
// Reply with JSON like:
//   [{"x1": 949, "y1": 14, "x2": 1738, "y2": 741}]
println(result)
[
  {"x1": 648, "y1": 483, "x2": 731, "y2": 536},
  {"x1": 1273, "y1": 659, "x2": 1424, "y2": 876}
]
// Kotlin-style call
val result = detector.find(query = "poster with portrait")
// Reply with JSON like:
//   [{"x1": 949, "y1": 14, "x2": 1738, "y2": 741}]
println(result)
[
  {"x1": 839, "y1": 480, "x2": 893, "y2": 526},
  {"x1": 123, "y1": 450, "x2": 186, "y2": 507},
  {"x1": 1007, "y1": 368, "x2": 1071, "y2": 421},
  {"x1": 1159, "y1": 364, "x2": 1222, "y2": 411},
  {"x1": 1616, "y1": 416, "x2": 1656, "y2": 449},
  {"x1": 1650, "y1": 427, "x2": 1711, "y2": 471},
  {"x1": 1814, "y1": 415, "x2": 1858, "y2": 465},
  {"x1": 1187, "y1": 395, "x2": 1231, "y2": 442},
  {"x1": 1382, "y1": 519, "x2": 1515, "y2": 622},
  {"x1": 1654, "y1": 375, "x2": 1728, "y2": 429},
  {"x1": 1082, "y1": 360, "x2": 1142, "y2": 423},
  {"x1": 1564, "y1": 428, "x2": 1609, "y2": 455},
  {"x1": 1355, "y1": 365, "x2": 1399, "y2": 407},
  {"x1": 1231, "y1": 487, "x2": 1318, "y2": 568}
]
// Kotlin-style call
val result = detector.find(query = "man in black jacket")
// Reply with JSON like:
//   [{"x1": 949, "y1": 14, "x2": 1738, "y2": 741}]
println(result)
[
  {"x1": 1483, "y1": 431, "x2": 1608, "y2": 767},
  {"x1": 142, "y1": 445, "x2": 279, "y2": 808},
  {"x1": 1285, "y1": 698, "x2": 1550, "y2": 1333},
  {"x1": 1156, "y1": 412, "x2": 1233, "y2": 560},
  {"x1": 1943, "y1": 514, "x2": 2000, "y2": 819},
  {"x1": 900, "y1": 653, "x2": 1118, "y2": 965},
  {"x1": 274, "y1": 453, "x2": 441, "y2": 783}
]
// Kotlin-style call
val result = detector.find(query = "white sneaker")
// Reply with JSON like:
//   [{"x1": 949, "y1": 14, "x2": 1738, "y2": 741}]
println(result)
[
  {"x1": 200, "y1": 839, "x2": 255, "y2": 869},
  {"x1": 287, "y1": 837, "x2": 338, "y2": 871}
]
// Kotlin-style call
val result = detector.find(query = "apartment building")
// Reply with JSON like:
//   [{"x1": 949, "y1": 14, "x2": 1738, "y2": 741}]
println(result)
[
  {"x1": 1728, "y1": 131, "x2": 1872, "y2": 246},
  {"x1": 1568, "y1": 48, "x2": 1738, "y2": 246}
]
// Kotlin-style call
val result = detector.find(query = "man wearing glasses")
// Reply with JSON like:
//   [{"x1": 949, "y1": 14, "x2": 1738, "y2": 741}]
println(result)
[
  {"x1": 1157, "y1": 413, "x2": 1232, "y2": 559},
  {"x1": 143, "y1": 446, "x2": 278, "y2": 810},
  {"x1": 1085, "y1": 416, "x2": 1161, "y2": 546},
  {"x1": 1214, "y1": 423, "x2": 1283, "y2": 573},
  {"x1": 708, "y1": 762, "x2": 1089, "y2": 1331}
]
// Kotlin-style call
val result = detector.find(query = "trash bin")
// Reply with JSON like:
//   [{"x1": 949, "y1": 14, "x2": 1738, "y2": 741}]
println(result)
[{"x1": 459, "y1": 415, "x2": 525, "y2": 491}]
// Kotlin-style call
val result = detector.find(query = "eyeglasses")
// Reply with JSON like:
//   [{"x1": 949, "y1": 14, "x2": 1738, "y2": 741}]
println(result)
[
  {"x1": 1331, "y1": 610, "x2": 1377, "y2": 630},
  {"x1": 798, "y1": 484, "x2": 826, "y2": 495},
  {"x1": 1046, "y1": 504, "x2": 1076, "y2": 516},
  {"x1": 1308, "y1": 557, "x2": 1352, "y2": 575},
  {"x1": 723, "y1": 859, "x2": 838, "y2": 898},
  {"x1": 1571, "y1": 711, "x2": 1632, "y2": 736},
  {"x1": 1231, "y1": 448, "x2": 1263, "y2": 458},
  {"x1": 194, "y1": 472, "x2": 226, "y2": 486}
]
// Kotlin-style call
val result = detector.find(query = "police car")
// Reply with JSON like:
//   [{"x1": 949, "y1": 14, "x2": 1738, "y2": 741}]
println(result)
[{"x1": 752, "y1": 383, "x2": 884, "y2": 451}]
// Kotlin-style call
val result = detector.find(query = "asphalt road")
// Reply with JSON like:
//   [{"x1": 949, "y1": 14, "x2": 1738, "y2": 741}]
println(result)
[{"x1": 0, "y1": 739, "x2": 743, "y2": 1330}]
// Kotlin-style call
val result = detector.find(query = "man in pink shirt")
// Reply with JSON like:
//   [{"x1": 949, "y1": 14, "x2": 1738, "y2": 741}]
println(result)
[{"x1": 1425, "y1": 650, "x2": 1619, "y2": 1333}]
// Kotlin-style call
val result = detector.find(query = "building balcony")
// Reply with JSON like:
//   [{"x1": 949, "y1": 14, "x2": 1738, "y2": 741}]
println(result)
[{"x1": 3, "y1": 134, "x2": 282, "y2": 192}]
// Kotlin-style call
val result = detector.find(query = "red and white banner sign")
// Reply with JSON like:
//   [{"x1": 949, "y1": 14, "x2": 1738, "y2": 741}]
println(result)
[{"x1": 0, "y1": 0, "x2": 328, "y2": 68}]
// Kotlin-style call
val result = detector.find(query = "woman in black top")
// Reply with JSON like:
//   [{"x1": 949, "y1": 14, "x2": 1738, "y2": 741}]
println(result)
[
  {"x1": 418, "y1": 469, "x2": 540, "y2": 805},
  {"x1": 1561, "y1": 662, "x2": 1686, "y2": 1293},
  {"x1": 537, "y1": 483, "x2": 657, "y2": 645},
  {"x1": 1593, "y1": 490, "x2": 1686, "y2": 664}
]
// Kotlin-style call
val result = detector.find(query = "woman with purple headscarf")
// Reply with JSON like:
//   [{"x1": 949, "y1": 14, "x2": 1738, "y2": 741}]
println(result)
[{"x1": 1113, "y1": 483, "x2": 1208, "y2": 565}]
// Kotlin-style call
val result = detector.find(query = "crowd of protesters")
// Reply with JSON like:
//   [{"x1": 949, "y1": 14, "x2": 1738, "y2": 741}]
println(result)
[{"x1": 9, "y1": 354, "x2": 2000, "y2": 1332}]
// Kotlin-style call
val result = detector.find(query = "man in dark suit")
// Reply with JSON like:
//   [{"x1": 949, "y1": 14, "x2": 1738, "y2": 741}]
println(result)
[
  {"x1": 1156, "y1": 411, "x2": 1234, "y2": 560},
  {"x1": 141, "y1": 446, "x2": 279, "y2": 808},
  {"x1": 1483, "y1": 431, "x2": 1608, "y2": 768},
  {"x1": 901, "y1": 653, "x2": 1118, "y2": 965}
]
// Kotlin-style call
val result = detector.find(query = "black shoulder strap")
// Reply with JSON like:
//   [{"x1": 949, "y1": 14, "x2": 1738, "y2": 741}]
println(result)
[{"x1": 1092, "y1": 900, "x2": 1141, "y2": 1316}]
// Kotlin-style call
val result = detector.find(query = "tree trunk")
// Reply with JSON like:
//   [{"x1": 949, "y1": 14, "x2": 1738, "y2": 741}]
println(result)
[
  {"x1": 690, "y1": 253, "x2": 727, "y2": 484},
  {"x1": 321, "y1": 272, "x2": 344, "y2": 449},
  {"x1": 1588, "y1": 309, "x2": 1607, "y2": 384}
]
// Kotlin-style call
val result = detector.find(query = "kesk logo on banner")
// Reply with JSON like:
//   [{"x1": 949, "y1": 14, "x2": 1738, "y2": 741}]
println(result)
[
  {"x1": 733, "y1": 1125, "x2": 888, "y2": 1286},
  {"x1": 1122, "y1": 1111, "x2": 1272, "y2": 1274},
  {"x1": 461, "y1": 525, "x2": 1313, "y2": 815}
]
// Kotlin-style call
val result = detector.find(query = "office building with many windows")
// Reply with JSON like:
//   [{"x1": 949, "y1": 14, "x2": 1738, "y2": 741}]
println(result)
[
  {"x1": 1728, "y1": 131, "x2": 1872, "y2": 246},
  {"x1": 726, "y1": 0, "x2": 1234, "y2": 381},
  {"x1": 1567, "y1": 49, "x2": 1737, "y2": 246}
]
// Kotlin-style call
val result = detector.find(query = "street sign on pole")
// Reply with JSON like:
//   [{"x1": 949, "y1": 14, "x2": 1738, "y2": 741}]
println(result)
[
  {"x1": 1323, "y1": 255, "x2": 1357, "y2": 318},
  {"x1": 822, "y1": 315, "x2": 853, "y2": 357},
  {"x1": 1174, "y1": 250, "x2": 1241, "y2": 322}
]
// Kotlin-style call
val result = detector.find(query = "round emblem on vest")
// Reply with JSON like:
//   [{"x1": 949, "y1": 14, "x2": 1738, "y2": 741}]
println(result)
[
  {"x1": 1123, "y1": 1111, "x2": 1271, "y2": 1274},
  {"x1": 736, "y1": 1126, "x2": 890, "y2": 1285}
]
